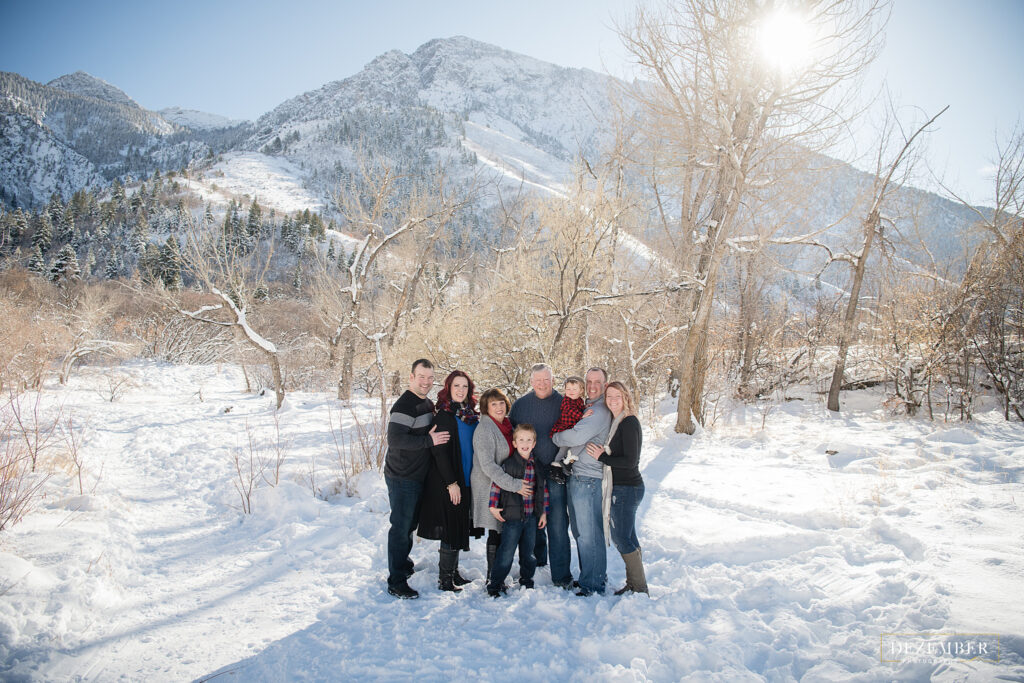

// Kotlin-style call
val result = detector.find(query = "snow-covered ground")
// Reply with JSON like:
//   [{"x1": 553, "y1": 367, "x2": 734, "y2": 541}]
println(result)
[
  {"x1": 1, "y1": 363, "x2": 1022, "y2": 681},
  {"x1": 185, "y1": 152, "x2": 325, "y2": 215}
]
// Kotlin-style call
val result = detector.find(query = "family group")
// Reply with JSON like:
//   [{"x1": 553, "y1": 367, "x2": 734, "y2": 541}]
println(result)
[{"x1": 383, "y1": 359, "x2": 647, "y2": 599}]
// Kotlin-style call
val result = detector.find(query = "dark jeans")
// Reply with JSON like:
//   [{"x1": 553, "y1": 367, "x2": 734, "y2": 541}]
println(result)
[
  {"x1": 542, "y1": 477, "x2": 572, "y2": 585},
  {"x1": 609, "y1": 482, "x2": 645, "y2": 554},
  {"x1": 385, "y1": 475, "x2": 423, "y2": 587},
  {"x1": 488, "y1": 515, "x2": 538, "y2": 590}
]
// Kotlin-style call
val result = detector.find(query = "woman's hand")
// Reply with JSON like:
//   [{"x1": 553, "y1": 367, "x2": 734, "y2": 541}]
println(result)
[
  {"x1": 585, "y1": 442, "x2": 603, "y2": 459},
  {"x1": 538, "y1": 513, "x2": 547, "y2": 529},
  {"x1": 447, "y1": 482, "x2": 461, "y2": 505},
  {"x1": 517, "y1": 481, "x2": 533, "y2": 498},
  {"x1": 489, "y1": 507, "x2": 505, "y2": 522}
]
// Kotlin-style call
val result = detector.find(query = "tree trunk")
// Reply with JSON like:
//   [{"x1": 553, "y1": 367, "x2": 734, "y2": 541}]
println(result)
[
  {"x1": 827, "y1": 210, "x2": 878, "y2": 412},
  {"x1": 337, "y1": 340, "x2": 354, "y2": 401}
]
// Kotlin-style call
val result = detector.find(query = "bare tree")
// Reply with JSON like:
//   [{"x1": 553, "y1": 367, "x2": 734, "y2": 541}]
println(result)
[
  {"x1": 619, "y1": 0, "x2": 888, "y2": 433},
  {"x1": 318, "y1": 160, "x2": 470, "y2": 400},
  {"x1": 178, "y1": 214, "x2": 286, "y2": 409},
  {"x1": 825, "y1": 105, "x2": 946, "y2": 411}
]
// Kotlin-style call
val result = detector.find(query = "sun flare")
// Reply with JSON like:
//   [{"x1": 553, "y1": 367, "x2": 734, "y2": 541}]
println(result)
[{"x1": 757, "y1": 8, "x2": 814, "y2": 75}]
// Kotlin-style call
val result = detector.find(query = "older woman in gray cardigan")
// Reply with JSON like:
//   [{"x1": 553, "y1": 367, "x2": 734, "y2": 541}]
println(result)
[{"x1": 472, "y1": 387, "x2": 532, "y2": 584}]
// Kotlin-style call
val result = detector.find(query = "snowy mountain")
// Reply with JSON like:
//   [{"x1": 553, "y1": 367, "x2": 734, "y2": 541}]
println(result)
[
  {"x1": 46, "y1": 70, "x2": 140, "y2": 109},
  {"x1": 159, "y1": 106, "x2": 247, "y2": 131},
  {"x1": 247, "y1": 36, "x2": 613, "y2": 200},
  {"x1": 0, "y1": 71, "x2": 240, "y2": 208},
  {"x1": 0, "y1": 37, "x2": 984, "y2": 272}
]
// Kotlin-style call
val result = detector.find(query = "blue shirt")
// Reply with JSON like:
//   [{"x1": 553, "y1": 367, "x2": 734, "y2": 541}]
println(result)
[
  {"x1": 456, "y1": 417, "x2": 476, "y2": 487},
  {"x1": 510, "y1": 389, "x2": 563, "y2": 466}
]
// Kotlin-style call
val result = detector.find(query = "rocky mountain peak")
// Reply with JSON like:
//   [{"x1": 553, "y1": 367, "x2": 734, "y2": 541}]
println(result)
[{"x1": 47, "y1": 71, "x2": 139, "y2": 109}]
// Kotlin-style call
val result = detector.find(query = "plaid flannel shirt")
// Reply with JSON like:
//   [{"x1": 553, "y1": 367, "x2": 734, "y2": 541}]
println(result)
[
  {"x1": 489, "y1": 454, "x2": 549, "y2": 517},
  {"x1": 550, "y1": 396, "x2": 586, "y2": 436}
]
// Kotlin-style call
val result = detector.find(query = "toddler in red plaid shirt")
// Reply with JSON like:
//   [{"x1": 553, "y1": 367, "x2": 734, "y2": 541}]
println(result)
[{"x1": 550, "y1": 376, "x2": 586, "y2": 477}]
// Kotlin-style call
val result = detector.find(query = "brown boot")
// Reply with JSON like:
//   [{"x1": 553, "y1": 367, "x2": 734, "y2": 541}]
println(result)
[{"x1": 617, "y1": 549, "x2": 648, "y2": 595}]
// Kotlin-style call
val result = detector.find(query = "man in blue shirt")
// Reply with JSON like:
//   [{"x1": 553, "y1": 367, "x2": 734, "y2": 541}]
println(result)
[{"x1": 510, "y1": 363, "x2": 573, "y2": 588}]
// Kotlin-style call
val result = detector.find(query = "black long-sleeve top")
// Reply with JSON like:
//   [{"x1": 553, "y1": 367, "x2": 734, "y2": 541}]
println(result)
[{"x1": 598, "y1": 415, "x2": 643, "y2": 487}]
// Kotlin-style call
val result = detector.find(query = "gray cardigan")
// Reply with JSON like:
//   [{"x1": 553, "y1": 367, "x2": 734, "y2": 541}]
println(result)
[{"x1": 471, "y1": 415, "x2": 523, "y2": 533}]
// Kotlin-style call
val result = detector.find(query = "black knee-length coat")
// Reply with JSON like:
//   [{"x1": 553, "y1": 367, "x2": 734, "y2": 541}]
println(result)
[{"x1": 416, "y1": 406, "x2": 482, "y2": 549}]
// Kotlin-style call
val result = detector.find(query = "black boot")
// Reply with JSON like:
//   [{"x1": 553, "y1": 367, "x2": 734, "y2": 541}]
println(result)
[
  {"x1": 485, "y1": 542, "x2": 498, "y2": 585},
  {"x1": 452, "y1": 550, "x2": 471, "y2": 586},
  {"x1": 438, "y1": 548, "x2": 462, "y2": 592}
]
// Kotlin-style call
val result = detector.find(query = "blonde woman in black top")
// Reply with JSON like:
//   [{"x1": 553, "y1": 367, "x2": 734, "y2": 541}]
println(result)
[{"x1": 585, "y1": 381, "x2": 648, "y2": 595}]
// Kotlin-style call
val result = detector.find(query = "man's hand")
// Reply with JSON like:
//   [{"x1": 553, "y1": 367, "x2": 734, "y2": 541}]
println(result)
[
  {"x1": 489, "y1": 507, "x2": 505, "y2": 522},
  {"x1": 517, "y1": 481, "x2": 533, "y2": 498},
  {"x1": 538, "y1": 513, "x2": 547, "y2": 529},
  {"x1": 429, "y1": 425, "x2": 450, "y2": 446},
  {"x1": 447, "y1": 482, "x2": 461, "y2": 505}
]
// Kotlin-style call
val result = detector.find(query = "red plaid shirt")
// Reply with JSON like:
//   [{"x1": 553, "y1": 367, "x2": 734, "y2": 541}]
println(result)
[
  {"x1": 489, "y1": 454, "x2": 549, "y2": 517},
  {"x1": 550, "y1": 395, "x2": 585, "y2": 436}
]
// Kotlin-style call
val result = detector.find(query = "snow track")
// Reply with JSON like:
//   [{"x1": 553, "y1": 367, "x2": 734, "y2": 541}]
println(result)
[{"x1": 1, "y1": 364, "x2": 1022, "y2": 681}]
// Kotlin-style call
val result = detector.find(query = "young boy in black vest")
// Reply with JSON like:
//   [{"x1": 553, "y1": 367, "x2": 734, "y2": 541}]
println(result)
[{"x1": 486, "y1": 423, "x2": 549, "y2": 597}]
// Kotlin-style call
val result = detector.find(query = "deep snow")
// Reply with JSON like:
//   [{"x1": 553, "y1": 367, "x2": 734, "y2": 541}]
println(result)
[{"x1": 1, "y1": 362, "x2": 1022, "y2": 681}]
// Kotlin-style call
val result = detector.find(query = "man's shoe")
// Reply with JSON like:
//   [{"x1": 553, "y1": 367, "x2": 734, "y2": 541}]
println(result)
[
  {"x1": 453, "y1": 571, "x2": 472, "y2": 586},
  {"x1": 387, "y1": 582, "x2": 419, "y2": 599}
]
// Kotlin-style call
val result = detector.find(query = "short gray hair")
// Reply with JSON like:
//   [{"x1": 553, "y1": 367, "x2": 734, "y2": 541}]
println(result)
[{"x1": 530, "y1": 363, "x2": 553, "y2": 378}]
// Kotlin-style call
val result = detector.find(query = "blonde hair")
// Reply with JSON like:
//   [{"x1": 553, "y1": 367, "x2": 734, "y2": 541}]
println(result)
[
  {"x1": 564, "y1": 376, "x2": 584, "y2": 390},
  {"x1": 478, "y1": 387, "x2": 511, "y2": 418},
  {"x1": 604, "y1": 381, "x2": 636, "y2": 417}
]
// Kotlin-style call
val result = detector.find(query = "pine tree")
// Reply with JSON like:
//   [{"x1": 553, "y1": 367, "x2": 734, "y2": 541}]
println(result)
[
  {"x1": 11, "y1": 209, "x2": 28, "y2": 244},
  {"x1": 28, "y1": 245, "x2": 46, "y2": 275},
  {"x1": 160, "y1": 236, "x2": 183, "y2": 290},
  {"x1": 291, "y1": 261, "x2": 302, "y2": 290},
  {"x1": 32, "y1": 211, "x2": 53, "y2": 252},
  {"x1": 49, "y1": 244, "x2": 81, "y2": 283},
  {"x1": 246, "y1": 199, "x2": 262, "y2": 241},
  {"x1": 57, "y1": 205, "x2": 75, "y2": 244},
  {"x1": 139, "y1": 243, "x2": 161, "y2": 284},
  {"x1": 105, "y1": 251, "x2": 122, "y2": 279},
  {"x1": 132, "y1": 215, "x2": 150, "y2": 256},
  {"x1": 326, "y1": 240, "x2": 336, "y2": 263}
]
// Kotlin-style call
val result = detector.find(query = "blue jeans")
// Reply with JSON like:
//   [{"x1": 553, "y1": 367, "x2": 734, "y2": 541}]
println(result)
[
  {"x1": 542, "y1": 476, "x2": 573, "y2": 585},
  {"x1": 568, "y1": 474, "x2": 606, "y2": 594},
  {"x1": 609, "y1": 483, "x2": 644, "y2": 554},
  {"x1": 488, "y1": 515, "x2": 538, "y2": 590},
  {"x1": 385, "y1": 475, "x2": 423, "y2": 587}
]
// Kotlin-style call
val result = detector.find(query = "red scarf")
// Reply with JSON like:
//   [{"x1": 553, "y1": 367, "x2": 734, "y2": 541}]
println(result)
[{"x1": 496, "y1": 417, "x2": 514, "y2": 456}]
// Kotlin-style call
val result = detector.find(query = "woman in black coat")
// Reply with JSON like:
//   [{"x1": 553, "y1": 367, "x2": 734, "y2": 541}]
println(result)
[{"x1": 417, "y1": 370, "x2": 482, "y2": 591}]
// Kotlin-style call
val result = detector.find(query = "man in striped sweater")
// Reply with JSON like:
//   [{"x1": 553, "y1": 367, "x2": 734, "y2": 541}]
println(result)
[{"x1": 384, "y1": 358, "x2": 449, "y2": 599}]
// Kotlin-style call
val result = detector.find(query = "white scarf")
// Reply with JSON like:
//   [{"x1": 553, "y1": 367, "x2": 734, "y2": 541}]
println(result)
[{"x1": 601, "y1": 413, "x2": 625, "y2": 545}]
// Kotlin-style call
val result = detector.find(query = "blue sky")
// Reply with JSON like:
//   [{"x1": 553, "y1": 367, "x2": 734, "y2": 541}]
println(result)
[{"x1": 1, "y1": 0, "x2": 1021, "y2": 203}]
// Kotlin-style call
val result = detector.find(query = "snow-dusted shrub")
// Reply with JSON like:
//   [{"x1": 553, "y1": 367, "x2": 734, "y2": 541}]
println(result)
[{"x1": 0, "y1": 396, "x2": 52, "y2": 531}]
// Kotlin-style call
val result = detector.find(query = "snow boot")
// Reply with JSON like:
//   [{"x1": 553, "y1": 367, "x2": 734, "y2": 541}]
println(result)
[
  {"x1": 452, "y1": 551, "x2": 471, "y2": 586},
  {"x1": 485, "y1": 542, "x2": 498, "y2": 585},
  {"x1": 387, "y1": 581, "x2": 419, "y2": 599},
  {"x1": 438, "y1": 547, "x2": 462, "y2": 592},
  {"x1": 615, "y1": 549, "x2": 648, "y2": 595}
]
